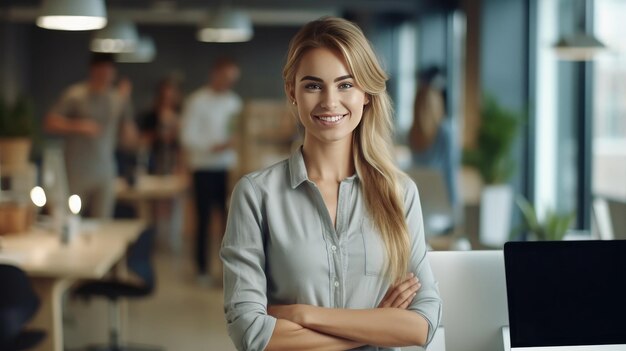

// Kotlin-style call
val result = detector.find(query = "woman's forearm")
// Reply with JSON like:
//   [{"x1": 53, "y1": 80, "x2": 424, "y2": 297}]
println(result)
[
  {"x1": 300, "y1": 306, "x2": 429, "y2": 347},
  {"x1": 265, "y1": 319, "x2": 365, "y2": 351}
]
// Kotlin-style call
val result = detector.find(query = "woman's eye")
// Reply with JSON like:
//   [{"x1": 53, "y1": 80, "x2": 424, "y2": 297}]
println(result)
[
  {"x1": 305, "y1": 83, "x2": 322, "y2": 90},
  {"x1": 339, "y1": 82, "x2": 353, "y2": 89}
]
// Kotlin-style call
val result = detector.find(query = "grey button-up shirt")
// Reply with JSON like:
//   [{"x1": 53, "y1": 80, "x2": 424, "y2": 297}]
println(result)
[{"x1": 221, "y1": 148, "x2": 442, "y2": 351}]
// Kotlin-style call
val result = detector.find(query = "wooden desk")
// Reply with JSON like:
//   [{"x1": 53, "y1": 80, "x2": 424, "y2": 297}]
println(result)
[
  {"x1": 0, "y1": 219, "x2": 144, "y2": 351},
  {"x1": 115, "y1": 174, "x2": 188, "y2": 220}
]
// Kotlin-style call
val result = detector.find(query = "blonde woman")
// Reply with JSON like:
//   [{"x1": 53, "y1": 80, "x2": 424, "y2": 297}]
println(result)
[{"x1": 221, "y1": 17, "x2": 441, "y2": 351}]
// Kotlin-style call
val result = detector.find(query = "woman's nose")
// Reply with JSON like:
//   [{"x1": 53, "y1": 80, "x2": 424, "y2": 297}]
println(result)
[{"x1": 320, "y1": 89, "x2": 338, "y2": 109}]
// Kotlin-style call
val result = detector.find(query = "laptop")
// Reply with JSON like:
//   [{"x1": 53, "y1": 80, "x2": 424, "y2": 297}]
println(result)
[
  {"x1": 504, "y1": 240, "x2": 626, "y2": 351},
  {"x1": 427, "y1": 250, "x2": 509, "y2": 351}
]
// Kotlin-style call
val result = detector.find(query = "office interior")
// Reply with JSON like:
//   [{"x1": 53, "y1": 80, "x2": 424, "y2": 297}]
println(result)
[{"x1": 0, "y1": 0, "x2": 624, "y2": 350}]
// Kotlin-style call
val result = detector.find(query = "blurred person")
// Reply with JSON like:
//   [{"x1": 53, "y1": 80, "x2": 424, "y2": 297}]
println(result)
[
  {"x1": 408, "y1": 66, "x2": 460, "y2": 214},
  {"x1": 139, "y1": 77, "x2": 183, "y2": 175},
  {"x1": 137, "y1": 78, "x2": 185, "y2": 252},
  {"x1": 180, "y1": 58, "x2": 242, "y2": 283},
  {"x1": 44, "y1": 53, "x2": 138, "y2": 219},
  {"x1": 221, "y1": 17, "x2": 441, "y2": 350}
]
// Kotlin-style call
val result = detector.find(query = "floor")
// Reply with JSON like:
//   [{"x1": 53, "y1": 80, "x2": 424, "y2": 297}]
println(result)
[{"x1": 64, "y1": 234, "x2": 236, "y2": 351}]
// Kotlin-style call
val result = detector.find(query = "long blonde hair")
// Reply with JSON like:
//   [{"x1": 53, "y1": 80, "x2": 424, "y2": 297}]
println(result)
[{"x1": 283, "y1": 17, "x2": 410, "y2": 283}]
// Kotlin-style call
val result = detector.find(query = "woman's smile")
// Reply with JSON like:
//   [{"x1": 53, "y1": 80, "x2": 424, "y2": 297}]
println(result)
[{"x1": 313, "y1": 113, "x2": 348, "y2": 126}]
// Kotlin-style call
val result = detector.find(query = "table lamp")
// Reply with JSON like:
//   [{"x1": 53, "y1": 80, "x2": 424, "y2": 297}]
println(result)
[
  {"x1": 62, "y1": 194, "x2": 81, "y2": 244},
  {"x1": 30, "y1": 186, "x2": 47, "y2": 227}
]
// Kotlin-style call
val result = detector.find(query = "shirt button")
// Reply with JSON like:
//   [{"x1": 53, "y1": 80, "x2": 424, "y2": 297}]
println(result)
[
  {"x1": 334, "y1": 281, "x2": 339, "y2": 287},
  {"x1": 331, "y1": 245, "x2": 337, "y2": 252}
]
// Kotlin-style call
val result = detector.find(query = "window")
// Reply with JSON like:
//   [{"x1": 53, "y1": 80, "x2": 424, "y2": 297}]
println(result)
[{"x1": 593, "y1": 0, "x2": 626, "y2": 200}]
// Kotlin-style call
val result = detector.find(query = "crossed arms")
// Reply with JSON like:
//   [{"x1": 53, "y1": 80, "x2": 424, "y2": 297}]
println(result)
[{"x1": 265, "y1": 274, "x2": 429, "y2": 351}]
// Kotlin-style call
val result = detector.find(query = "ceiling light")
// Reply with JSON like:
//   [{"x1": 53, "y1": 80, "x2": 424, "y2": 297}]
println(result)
[
  {"x1": 91, "y1": 20, "x2": 139, "y2": 53},
  {"x1": 552, "y1": 0, "x2": 607, "y2": 61},
  {"x1": 197, "y1": 9, "x2": 253, "y2": 43},
  {"x1": 116, "y1": 36, "x2": 157, "y2": 63},
  {"x1": 37, "y1": 0, "x2": 107, "y2": 31},
  {"x1": 553, "y1": 32, "x2": 606, "y2": 61}
]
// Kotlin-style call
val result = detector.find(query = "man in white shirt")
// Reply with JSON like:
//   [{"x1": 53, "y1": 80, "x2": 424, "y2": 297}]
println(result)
[{"x1": 180, "y1": 58, "x2": 242, "y2": 283}]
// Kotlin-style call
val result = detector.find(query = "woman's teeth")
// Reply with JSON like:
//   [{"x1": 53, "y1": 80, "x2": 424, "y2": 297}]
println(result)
[{"x1": 317, "y1": 115, "x2": 344, "y2": 122}]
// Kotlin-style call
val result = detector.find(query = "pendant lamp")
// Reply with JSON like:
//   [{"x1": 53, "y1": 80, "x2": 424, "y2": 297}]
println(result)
[
  {"x1": 116, "y1": 37, "x2": 157, "y2": 63},
  {"x1": 553, "y1": 32, "x2": 606, "y2": 61},
  {"x1": 197, "y1": 8, "x2": 253, "y2": 43},
  {"x1": 37, "y1": 0, "x2": 107, "y2": 31},
  {"x1": 91, "y1": 20, "x2": 139, "y2": 53},
  {"x1": 553, "y1": 0, "x2": 606, "y2": 61}
]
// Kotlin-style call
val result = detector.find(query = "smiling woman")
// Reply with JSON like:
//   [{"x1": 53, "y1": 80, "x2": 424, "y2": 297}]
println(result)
[
  {"x1": 221, "y1": 16, "x2": 441, "y2": 351},
  {"x1": 293, "y1": 48, "x2": 368, "y2": 147}
]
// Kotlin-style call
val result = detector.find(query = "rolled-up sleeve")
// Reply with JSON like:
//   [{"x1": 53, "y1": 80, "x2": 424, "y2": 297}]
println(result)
[
  {"x1": 403, "y1": 178, "x2": 443, "y2": 347},
  {"x1": 221, "y1": 176, "x2": 277, "y2": 351}
]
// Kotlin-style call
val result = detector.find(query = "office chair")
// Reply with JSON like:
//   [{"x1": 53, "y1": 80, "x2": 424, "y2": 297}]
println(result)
[
  {"x1": 0, "y1": 264, "x2": 46, "y2": 351},
  {"x1": 73, "y1": 227, "x2": 162, "y2": 351}
]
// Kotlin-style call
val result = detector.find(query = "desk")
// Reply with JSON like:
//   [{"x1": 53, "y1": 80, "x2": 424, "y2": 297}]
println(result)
[
  {"x1": 116, "y1": 175, "x2": 188, "y2": 253},
  {"x1": 115, "y1": 174, "x2": 188, "y2": 221},
  {"x1": 115, "y1": 174, "x2": 188, "y2": 201},
  {"x1": 0, "y1": 219, "x2": 144, "y2": 351}
]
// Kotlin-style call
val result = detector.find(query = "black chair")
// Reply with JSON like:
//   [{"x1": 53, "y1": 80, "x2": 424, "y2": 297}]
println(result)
[
  {"x1": 0, "y1": 264, "x2": 46, "y2": 351},
  {"x1": 74, "y1": 227, "x2": 162, "y2": 351}
]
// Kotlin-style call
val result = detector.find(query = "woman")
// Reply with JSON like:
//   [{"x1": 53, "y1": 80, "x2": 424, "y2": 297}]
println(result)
[
  {"x1": 138, "y1": 78, "x2": 183, "y2": 175},
  {"x1": 222, "y1": 17, "x2": 441, "y2": 351},
  {"x1": 137, "y1": 78, "x2": 185, "y2": 252},
  {"x1": 409, "y1": 66, "x2": 460, "y2": 213}
]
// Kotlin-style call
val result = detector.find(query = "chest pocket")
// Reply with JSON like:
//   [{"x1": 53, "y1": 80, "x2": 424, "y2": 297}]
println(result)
[{"x1": 361, "y1": 218, "x2": 386, "y2": 276}]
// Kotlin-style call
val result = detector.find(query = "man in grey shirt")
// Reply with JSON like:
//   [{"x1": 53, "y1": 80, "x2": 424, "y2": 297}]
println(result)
[{"x1": 45, "y1": 53, "x2": 137, "y2": 218}]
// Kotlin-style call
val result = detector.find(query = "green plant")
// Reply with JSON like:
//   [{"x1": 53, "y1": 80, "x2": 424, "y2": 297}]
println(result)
[
  {"x1": 462, "y1": 96, "x2": 520, "y2": 184},
  {"x1": 0, "y1": 96, "x2": 35, "y2": 138},
  {"x1": 512, "y1": 195, "x2": 575, "y2": 241}
]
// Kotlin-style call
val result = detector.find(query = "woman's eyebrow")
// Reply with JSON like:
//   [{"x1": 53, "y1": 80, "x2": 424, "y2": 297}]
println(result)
[{"x1": 300, "y1": 74, "x2": 354, "y2": 82}]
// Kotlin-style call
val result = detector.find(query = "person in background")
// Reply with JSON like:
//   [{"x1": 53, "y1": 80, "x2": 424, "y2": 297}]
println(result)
[
  {"x1": 180, "y1": 58, "x2": 242, "y2": 284},
  {"x1": 138, "y1": 77, "x2": 185, "y2": 252},
  {"x1": 139, "y1": 77, "x2": 183, "y2": 175},
  {"x1": 221, "y1": 17, "x2": 441, "y2": 350},
  {"x1": 409, "y1": 66, "x2": 460, "y2": 214},
  {"x1": 44, "y1": 53, "x2": 138, "y2": 219}
]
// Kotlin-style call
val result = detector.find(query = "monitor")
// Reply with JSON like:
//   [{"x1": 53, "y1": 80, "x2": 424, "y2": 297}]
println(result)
[
  {"x1": 427, "y1": 250, "x2": 509, "y2": 351},
  {"x1": 504, "y1": 240, "x2": 626, "y2": 350}
]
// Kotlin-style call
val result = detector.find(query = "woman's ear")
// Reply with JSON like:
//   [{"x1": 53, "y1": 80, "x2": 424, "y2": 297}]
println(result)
[
  {"x1": 364, "y1": 94, "x2": 371, "y2": 105},
  {"x1": 286, "y1": 83, "x2": 295, "y2": 104}
]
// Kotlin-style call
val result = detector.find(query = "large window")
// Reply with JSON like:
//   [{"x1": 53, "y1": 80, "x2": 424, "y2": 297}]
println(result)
[{"x1": 593, "y1": 0, "x2": 626, "y2": 200}]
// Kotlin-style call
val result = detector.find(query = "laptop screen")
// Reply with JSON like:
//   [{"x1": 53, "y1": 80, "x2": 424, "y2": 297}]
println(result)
[{"x1": 504, "y1": 240, "x2": 626, "y2": 348}]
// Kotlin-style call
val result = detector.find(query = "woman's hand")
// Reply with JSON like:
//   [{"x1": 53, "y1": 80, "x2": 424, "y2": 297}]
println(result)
[{"x1": 378, "y1": 273, "x2": 421, "y2": 309}]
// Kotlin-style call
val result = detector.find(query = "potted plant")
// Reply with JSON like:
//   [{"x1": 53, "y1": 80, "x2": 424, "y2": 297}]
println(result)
[
  {"x1": 462, "y1": 96, "x2": 521, "y2": 247},
  {"x1": 0, "y1": 96, "x2": 36, "y2": 235},
  {"x1": 512, "y1": 195, "x2": 575, "y2": 241},
  {"x1": 0, "y1": 96, "x2": 35, "y2": 166}
]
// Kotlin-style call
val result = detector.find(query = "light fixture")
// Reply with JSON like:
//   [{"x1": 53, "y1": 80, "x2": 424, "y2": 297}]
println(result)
[
  {"x1": 553, "y1": 33, "x2": 606, "y2": 61},
  {"x1": 116, "y1": 36, "x2": 157, "y2": 63},
  {"x1": 68, "y1": 194, "x2": 82, "y2": 215},
  {"x1": 37, "y1": 0, "x2": 107, "y2": 31},
  {"x1": 197, "y1": 8, "x2": 253, "y2": 43},
  {"x1": 552, "y1": 0, "x2": 606, "y2": 61},
  {"x1": 30, "y1": 186, "x2": 47, "y2": 208},
  {"x1": 91, "y1": 20, "x2": 139, "y2": 53}
]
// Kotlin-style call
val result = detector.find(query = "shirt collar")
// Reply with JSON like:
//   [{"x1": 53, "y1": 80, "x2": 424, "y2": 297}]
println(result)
[
  {"x1": 288, "y1": 146, "x2": 358, "y2": 189},
  {"x1": 289, "y1": 146, "x2": 309, "y2": 189}
]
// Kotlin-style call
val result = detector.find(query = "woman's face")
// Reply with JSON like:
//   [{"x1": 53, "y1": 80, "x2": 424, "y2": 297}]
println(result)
[{"x1": 292, "y1": 47, "x2": 369, "y2": 147}]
